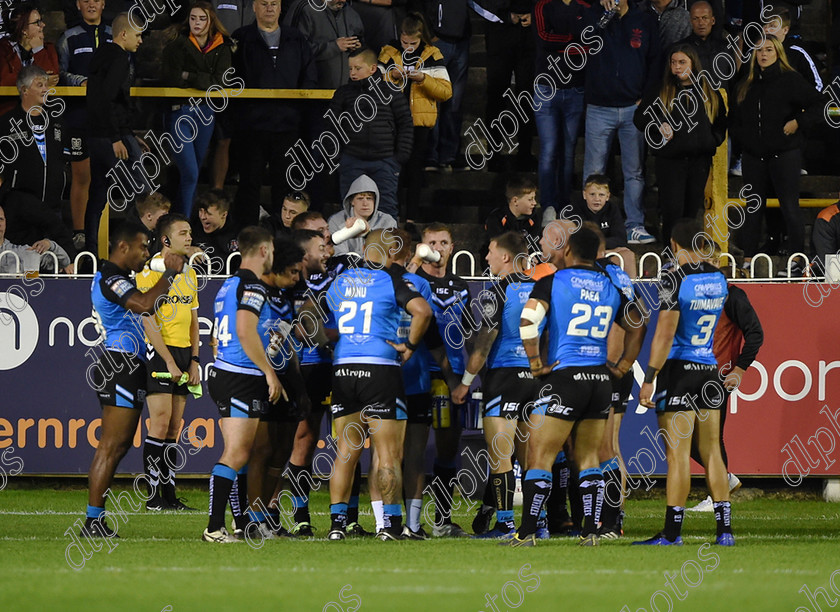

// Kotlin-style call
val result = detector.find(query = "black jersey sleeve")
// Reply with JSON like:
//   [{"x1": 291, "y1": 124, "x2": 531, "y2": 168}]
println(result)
[
  {"x1": 389, "y1": 268, "x2": 424, "y2": 310},
  {"x1": 725, "y1": 285, "x2": 764, "y2": 370},
  {"x1": 100, "y1": 266, "x2": 138, "y2": 308},
  {"x1": 236, "y1": 278, "x2": 269, "y2": 316},
  {"x1": 529, "y1": 273, "x2": 554, "y2": 306},
  {"x1": 659, "y1": 269, "x2": 683, "y2": 312}
]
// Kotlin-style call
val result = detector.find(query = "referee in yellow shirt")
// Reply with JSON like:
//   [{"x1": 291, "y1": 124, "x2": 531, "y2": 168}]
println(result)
[{"x1": 136, "y1": 213, "x2": 201, "y2": 511}]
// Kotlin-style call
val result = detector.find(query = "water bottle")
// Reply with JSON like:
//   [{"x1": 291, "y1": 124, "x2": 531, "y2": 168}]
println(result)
[
  {"x1": 416, "y1": 243, "x2": 441, "y2": 263},
  {"x1": 332, "y1": 218, "x2": 367, "y2": 244},
  {"x1": 598, "y1": 0, "x2": 620, "y2": 28},
  {"x1": 149, "y1": 257, "x2": 189, "y2": 274},
  {"x1": 468, "y1": 387, "x2": 484, "y2": 430}
]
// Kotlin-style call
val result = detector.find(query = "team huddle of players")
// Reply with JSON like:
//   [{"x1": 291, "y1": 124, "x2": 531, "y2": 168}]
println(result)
[{"x1": 82, "y1": 211, "x2": 744, "y2": 547}]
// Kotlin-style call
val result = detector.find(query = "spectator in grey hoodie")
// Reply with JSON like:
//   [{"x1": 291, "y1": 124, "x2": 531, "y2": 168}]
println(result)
[
  {"x1": 327, "y1": 174, "x2": 397, "y2": 256},
  {"x1": 0, "y1": 205, "x2": 73, "y2": 274}
]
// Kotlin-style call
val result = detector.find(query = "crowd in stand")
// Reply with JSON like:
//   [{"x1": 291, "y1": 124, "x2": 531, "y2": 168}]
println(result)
[{"x1": 0, "y1": 0, "x2": 838, "y2": 278}]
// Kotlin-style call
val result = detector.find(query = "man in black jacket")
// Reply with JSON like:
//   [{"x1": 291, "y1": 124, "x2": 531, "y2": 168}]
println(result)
[
  {"x1": 231, "y1": 0, "x2": 317, "y2": 228},
  {"x1": 192, "y1": 188, "x2": 240, "y2": 273},
  {"x1": 329, "y1": 47, "x2": 413, "y2": 220},
  {"x1": 86, "y1": 13, "x2": 150, "y2": 255},
  {"x1": 0, "y1": 65, "x2": 75, "y2": 258},
  {"x1": 678, "y1": 1, "x2": 736, "y2": 89}
]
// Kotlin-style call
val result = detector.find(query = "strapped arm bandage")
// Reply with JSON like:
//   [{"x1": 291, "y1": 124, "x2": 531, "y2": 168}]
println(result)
[{"x1": 520, "y1": 302, "x2": 546, "y2": 340}]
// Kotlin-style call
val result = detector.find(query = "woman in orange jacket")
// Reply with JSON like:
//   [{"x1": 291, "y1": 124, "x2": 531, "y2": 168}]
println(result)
[{"x1": 379, "y1": 13, "x2": 452, "y2": 221}]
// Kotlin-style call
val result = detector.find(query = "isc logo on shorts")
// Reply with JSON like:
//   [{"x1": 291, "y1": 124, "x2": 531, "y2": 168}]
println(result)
[
  {"x1": 502, "y1": 402, "x2": 520, "y2": 411},
  {"x1": 546, "y1": 402, "x2": 573, "y2": 416},
  {"x1": 331, "y1": 404, "x2": 343, "y2": 414},
  {"x1": 669, "y1": 395, "x2": 688, "y2": 406}
]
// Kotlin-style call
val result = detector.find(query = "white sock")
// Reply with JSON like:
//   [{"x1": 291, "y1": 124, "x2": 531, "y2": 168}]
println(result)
[
  {"x1": 407, "y1": 499, "x2": 422, "y2": 531},
  {"x1": 371, "y1": 500, "x2": 384, "y2": 531}
]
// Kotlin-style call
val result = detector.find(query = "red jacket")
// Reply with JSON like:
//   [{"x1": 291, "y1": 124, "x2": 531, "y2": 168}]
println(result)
[{"x1": 0, "y1": 39, "x2": 60, "y2": 114}]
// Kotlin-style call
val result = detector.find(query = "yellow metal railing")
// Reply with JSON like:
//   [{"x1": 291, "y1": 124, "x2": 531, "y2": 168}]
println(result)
[{"x1": 0, "y1": 86, "x2": 334, "y2": 98}]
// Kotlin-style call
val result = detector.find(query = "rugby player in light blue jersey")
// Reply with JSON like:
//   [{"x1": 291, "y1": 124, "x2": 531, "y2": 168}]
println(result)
[
  {"x1": 506, "y1": 226, "x2": 646, "y2": 547},
  {"x1": 635, "y1": 219, "x2": 733, "y2": 547},
  {"x1": 82, "y1": 222, "x2": 186, "y2": 539}
]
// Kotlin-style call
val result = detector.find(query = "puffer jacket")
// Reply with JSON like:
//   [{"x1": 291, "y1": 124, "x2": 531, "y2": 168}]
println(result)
[
  {"x1": 378, "y1": 41, "x2": 452, "y2": 127},
  {"x1": 328, "y1": 73, "x2": 414, "y2": 163}
]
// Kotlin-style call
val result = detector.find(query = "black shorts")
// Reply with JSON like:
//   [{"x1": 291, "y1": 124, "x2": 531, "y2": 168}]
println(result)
[
  {"x1": 654, "y1": 360, "x2": 724, "y2": 413},
  {"x1": 208, "y1": 365, "x2": 268, "y2": 418},
  {"x1": 66, "y1": 128, "x2": 89, "y2": 161},
  {"x1": 483, "y1": 367, "x2": 536, "y2": 421},
  {"x1": 611, "y1": 370, "x2": 635, "y2": 415},
  {"x1": 261, "y1": 398, "x2": 299, "y2": 423},
  {"x1": 262, "y1": 370, "x2": 308, "y2": 423},
  {"x1": 302, "y1": 362, "x2": 332, "y2": 415},
  {"x1": 331, "y1": 364, "x2": 406, "y2": 421},
  {"x1": 146, "y1": 345, "x2": 193, "y2": 395},
  {"x1": 531, "y1": 366, "x2": 612, "y2": 422},
  {"x1": 430, "y1": 372, "x2": 464, "y2": 430},
  {"x1": 407, "y1": 393, "x2": 433, "y2": 425},
  {"x1": 92, "y1": 351, "x2": 147, "y2": 410}
]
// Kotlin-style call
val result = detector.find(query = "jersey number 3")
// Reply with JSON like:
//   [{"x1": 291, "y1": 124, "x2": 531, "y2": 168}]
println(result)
[
  {"x1": 690, "y1": 314, "x2": 716, "y2": 346},
  {"x1": 567, "y1": 304, "x2": 613, "y2": 338},
  {"x1": 338, "y1": 301, "x2": 374, "y2": 334}
]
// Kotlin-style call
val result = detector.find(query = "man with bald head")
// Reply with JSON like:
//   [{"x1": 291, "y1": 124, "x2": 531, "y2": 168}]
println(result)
[
  {"x1": 325, "y1": 229, "x2": 433, "y2": 541},
  {"x1": 678, "y1": 1, "x2": 735, "y2": 89}
]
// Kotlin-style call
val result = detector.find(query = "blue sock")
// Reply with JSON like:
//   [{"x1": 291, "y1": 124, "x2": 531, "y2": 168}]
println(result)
[
  {"x1": 86, "y1": 505, "x2": 105, "y2": 520},
  {"x1": 383, "y1": 503, "x2": 402, "y2": 529},
  {"x1": 497, "y1": 509, "x2": 515, "y2": 527}
]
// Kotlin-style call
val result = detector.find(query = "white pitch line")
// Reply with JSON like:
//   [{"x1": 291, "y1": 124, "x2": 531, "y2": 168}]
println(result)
[{"x1": 3, "y1": 566, "x2": 831, "y2": 578}]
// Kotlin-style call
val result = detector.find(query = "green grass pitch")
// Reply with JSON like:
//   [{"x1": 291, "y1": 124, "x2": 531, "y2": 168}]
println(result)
[{"x1": 1, "y1": 485, "x2": 839, "y2": 612}]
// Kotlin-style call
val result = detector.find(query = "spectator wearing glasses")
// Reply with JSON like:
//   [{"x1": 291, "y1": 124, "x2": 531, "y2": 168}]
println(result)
[{"x1": 0, "y1": 3, "x2": 60, "y2": 115}]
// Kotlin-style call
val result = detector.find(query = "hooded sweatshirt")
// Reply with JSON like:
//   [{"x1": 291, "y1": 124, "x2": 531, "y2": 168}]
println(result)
[{"x1": 327, "y1": 174, "x2": 397, "y2": 256}]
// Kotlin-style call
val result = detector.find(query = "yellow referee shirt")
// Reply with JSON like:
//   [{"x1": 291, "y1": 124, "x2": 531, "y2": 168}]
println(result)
[{"x1": 136, "y1": 253, "x2": 199, "y2": 348}]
